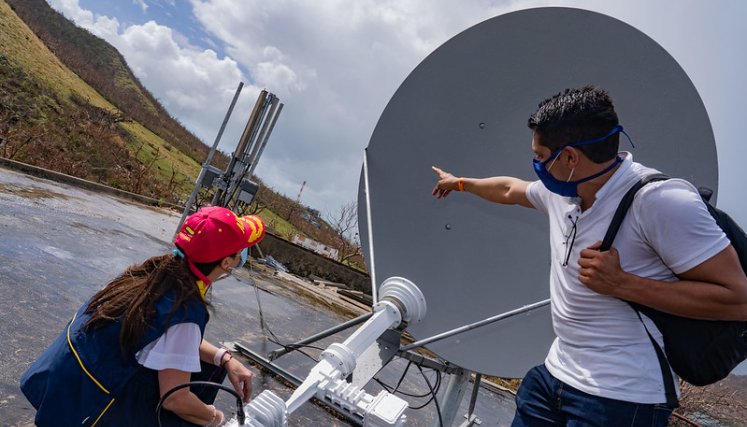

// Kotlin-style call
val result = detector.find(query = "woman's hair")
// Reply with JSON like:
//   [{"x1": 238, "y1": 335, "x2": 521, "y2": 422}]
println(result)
[{"x1": 83, "y1": 254, "x2": 222, "y2": 354}]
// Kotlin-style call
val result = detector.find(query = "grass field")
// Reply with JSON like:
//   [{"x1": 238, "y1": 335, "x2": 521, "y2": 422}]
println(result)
[
  {"x1": 119, "y1": 121, "x2": 202, "y2": 195},
  {"x1": 0, "y1": 1, "x2": 115, "y2": 111}
]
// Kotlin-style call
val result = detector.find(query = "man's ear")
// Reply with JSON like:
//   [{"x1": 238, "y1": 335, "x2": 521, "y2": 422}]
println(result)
[{"x1": 565, "y1": 147, "x2": 581, "y2": 167}]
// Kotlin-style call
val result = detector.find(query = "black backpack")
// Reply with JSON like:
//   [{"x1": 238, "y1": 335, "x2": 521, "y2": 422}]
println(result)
[{"x1": 601, "y1": 174, "x2": 747, "y2": 408}]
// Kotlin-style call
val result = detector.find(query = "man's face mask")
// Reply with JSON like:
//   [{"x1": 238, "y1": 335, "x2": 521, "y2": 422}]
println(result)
[{"x1": 532, "y1": 126, "x2": 629, "y2": 197}]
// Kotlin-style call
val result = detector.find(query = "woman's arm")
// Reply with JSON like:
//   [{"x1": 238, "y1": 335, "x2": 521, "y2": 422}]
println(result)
[
  {"x1": 158, "y1": 369, "x2": 224, "y2": 426},
  {"x1": 200, "y1": 340, "x2": 254, "y2": 402}
]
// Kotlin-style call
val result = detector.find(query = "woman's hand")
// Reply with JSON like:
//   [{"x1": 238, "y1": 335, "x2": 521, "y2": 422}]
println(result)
[
  {"x1": 224, "y1": 356, "x2": 253, "y2": 403},
  {"x1": 204, "y1": 404, "x2": 225, "y2": 426}
]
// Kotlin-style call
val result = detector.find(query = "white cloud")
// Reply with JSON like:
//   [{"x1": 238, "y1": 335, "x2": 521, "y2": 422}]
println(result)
[
  {"x1": 254, "y1": 61, "x2": 302, "y2": 93},
  {"x1": 133, "y1": 0, "x2": 148, "y2": 13},
  {"x1": 46, "y1": 0, "x2": 262, "y2": 164},
  {"x1": 49, "y1": 0, "x2": 120, "y2": 39}
]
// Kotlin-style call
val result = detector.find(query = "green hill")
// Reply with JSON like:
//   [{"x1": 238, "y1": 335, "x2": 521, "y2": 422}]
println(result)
[
  {"x1": 0, "y1": 0, "x2": 207, "y2": 199},
  {"x1": 5, "y1": 0, "x2": 216, "y2": 164}
]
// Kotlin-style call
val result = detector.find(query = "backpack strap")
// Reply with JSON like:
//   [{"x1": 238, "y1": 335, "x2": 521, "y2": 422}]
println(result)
[
  {"x1": 632, "y1": 308, "x2": 680, "y2": 409},
  {"x1": 600, "y1": 173, "x2": 680, "y2": 409},
  {"x1": 599, "y1": 173, "x2": 670, "y2": 252}
]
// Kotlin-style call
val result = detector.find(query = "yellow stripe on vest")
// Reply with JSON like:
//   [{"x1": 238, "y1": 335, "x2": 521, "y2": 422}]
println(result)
[
  {"x1": 90, "y1": 398, "x2": 116, "y2": 426},
  {"x1": 66, "y1": 312, "x2": 111, "y2": 394}
]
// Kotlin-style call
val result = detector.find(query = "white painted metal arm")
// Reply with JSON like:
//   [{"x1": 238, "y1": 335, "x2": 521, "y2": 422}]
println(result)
[{"x1": 238, "y1": 277, "x2": 426, "y2": 426}]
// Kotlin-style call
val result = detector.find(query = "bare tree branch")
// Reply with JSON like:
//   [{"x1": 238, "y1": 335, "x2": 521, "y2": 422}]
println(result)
[{"x1": 327, "y1": 201, "x2": 362, "y2": 263}]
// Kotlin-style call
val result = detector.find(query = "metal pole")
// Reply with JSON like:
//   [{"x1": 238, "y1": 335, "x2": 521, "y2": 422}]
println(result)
[
  {"x1": 173, "y1": 82, "x2": 243, "y2": 240},
  {"x1": 267, "y1": 311, "x2": 374, "y2": 361},
  {"x1": 401, "y1": 298, "x2": 551, "y2": 351},
  {"x1": 245, "y1": 96, "x2": 278, "y2": 169},
  {"x1": 236, "y1": 90, "x2": 269, "y2": 160},
  {"x1": 437, "y1": 368, "x2": 469, "y2": 427},
  {"x1": 226, "y1": 97, "x2": 280, "y2": 208},
  {"x1": 213, "y1": 90, "x2": 269, "y2": 206},
  {"x1": 363, "y1": 148, "x2": 378, "y2": 304},
  {"x1": 457, "y1": 373, "x2": 483, "y2": 427},
  {"x1": 467, "y1": 373, "x2": 481, "y2": 418},
  {"x1": 224, "y1": 94, "x2": 271, "y2": 204},
  {"x1": 246, "y1": 102, "x2": 284, "y2": 178}
]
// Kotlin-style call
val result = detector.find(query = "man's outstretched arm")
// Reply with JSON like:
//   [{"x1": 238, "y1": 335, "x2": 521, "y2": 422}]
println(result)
[{"x1": 431, "y1": 166, "x2": 535, "y2": 208}]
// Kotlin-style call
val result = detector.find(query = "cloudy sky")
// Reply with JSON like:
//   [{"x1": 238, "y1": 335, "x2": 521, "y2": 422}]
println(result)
[{"x1": 46, "y1": 0, "x2": 746, "y2": 226}]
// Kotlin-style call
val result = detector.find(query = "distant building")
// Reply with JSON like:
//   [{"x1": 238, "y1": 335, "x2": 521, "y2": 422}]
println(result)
[
  {"x1": 292, "y1": 234, "x2": 339, "y2": 260},
  {"x1": 300, "y1": 209, "x2": 322, "y2": 228}
]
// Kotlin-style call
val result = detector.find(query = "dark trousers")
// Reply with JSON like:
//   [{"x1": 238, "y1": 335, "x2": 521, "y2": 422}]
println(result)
[
  {"x1": 99, "y1": 361, "x2": 228, "y2": 426},
  {"x1": 511, "y1": 364, "x2": 672, "y2": 427}
]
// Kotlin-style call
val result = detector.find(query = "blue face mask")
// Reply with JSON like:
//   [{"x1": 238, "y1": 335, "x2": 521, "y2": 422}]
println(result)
[
  {"x1": 532, "y1": 126, "x2": 630, "y2": 197},
  {"x1": 219, "y1": 248, "x2": 249, "y2": 280},
  {"x1": 238, "y1": 247, "x2": 248, "y2": 269}
]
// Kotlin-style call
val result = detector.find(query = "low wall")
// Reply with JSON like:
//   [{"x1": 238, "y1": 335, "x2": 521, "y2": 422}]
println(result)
[
  {"x1": 0, "y1": 157, "x2": 181, "y2": 209},
  {"x1": 257, "y1": 232, "x2": 372, "y2": 294}
]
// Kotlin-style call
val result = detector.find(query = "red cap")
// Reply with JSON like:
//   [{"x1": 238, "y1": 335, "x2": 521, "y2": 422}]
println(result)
[{"x1": 175, "y1": 206, "x2": 265, "y2": 263}]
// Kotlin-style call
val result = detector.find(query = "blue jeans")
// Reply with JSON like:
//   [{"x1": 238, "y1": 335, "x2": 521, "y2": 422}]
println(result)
[{"x1": 511, "y1": 364, "x2": 672, "y2": 427}]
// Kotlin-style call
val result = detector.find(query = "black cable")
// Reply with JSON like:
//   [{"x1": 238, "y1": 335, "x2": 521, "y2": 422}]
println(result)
[
  {"x1": 374, "y1": 378, "x2": 433, "y2": 399},
  {"x1": 266, "y1": 336, "x2": 321, "y2": 362},
  {"x1": 374, "y1": 377, "x2": 393, "y2": 393},
  {"x1": 156, "y1": 381, "x2": 245, "y2": 427},
  {"x1": 406, "y1": 370, "x2": 441, "y2": 408},
  {"x1": 393, "y1": 361, "x2": 412, "y2": 394},
  {"x1": 416, "y1": 364, "x2": 443, "y2": 427},
  {"x1": 248, "y1": 268, "x2": 322, "y2": 362},
  {"x1": 374, "y1": 358, "x2": 443, "y2": 400}
]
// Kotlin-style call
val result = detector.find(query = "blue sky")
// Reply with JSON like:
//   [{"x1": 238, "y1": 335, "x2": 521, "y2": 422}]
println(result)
[{"x1": 46, "y1": 0, "x2": 747, "y2": 229}]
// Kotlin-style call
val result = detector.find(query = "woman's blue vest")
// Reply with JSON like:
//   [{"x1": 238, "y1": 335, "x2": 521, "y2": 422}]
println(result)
[{"x1": 20, "y1": 291, "x2": 209, "y2": 426}]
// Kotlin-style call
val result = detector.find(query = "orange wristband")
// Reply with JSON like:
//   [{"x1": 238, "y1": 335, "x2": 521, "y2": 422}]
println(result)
[{"x1": 457, "y1": 178, "x2": 465, "y2": 192}]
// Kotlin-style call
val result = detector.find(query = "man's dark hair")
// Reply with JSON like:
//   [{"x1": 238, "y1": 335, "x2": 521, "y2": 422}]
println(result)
[{"x1": 527, "y1": 86, "x2": 620, "y2": 163}]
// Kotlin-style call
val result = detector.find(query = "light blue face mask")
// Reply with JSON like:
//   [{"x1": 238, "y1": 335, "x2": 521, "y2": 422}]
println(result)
[
  {"x1": 217, "y1": 248, "x2": 249, "y2": 281},
  {"x1": 532, "y1": 126, "x2": 632, "y2": 197},
  {"x1": 238, "y1": 247, "x2": 248, "y2": 269}
]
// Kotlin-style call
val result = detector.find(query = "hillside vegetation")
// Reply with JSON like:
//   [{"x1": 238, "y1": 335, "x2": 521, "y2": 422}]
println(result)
[
  {"x1": 0, "y1": 0, "x2": 197, "y2": 198},
  {"x1": 5, "y1": 0, "x2": 217, "y2": 166}
]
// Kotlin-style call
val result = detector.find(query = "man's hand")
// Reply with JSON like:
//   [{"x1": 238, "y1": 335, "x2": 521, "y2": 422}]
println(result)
[
  {"x1": 577, "y1": 241, "x2": 630, "y2": 297},
  {"x1": 225, "y1": 358, "x2": 254, "y2": 403},
  {"x1": 432, "y1": 166, "x2": 459, "y2": 199}
]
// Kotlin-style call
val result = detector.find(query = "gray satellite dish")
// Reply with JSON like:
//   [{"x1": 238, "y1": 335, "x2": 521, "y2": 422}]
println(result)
[{"x1": 359, "y1": 7, "x2": 717, "y2": 377}]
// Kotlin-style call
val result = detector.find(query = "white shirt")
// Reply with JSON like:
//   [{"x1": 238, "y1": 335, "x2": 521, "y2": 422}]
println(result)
[
  {"x1": 525, "y1": 152, "x2": 729, "y2": 403},
  {"x1": 135, "y1": 323, "x2": 202, "y2": 372}
]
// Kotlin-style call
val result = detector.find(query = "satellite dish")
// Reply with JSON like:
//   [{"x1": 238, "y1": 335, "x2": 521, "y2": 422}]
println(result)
[{"x1": 359, "y1": 7, "x2": 717, "y2": 377}]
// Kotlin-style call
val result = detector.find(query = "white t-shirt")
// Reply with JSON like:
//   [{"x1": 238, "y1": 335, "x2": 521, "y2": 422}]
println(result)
[
  {"x1": 525, "y1": 152, "x2": 729, "y2": 404},
  {"x1": 135, "y1": 323, "x2": 202, "y2": 372}
]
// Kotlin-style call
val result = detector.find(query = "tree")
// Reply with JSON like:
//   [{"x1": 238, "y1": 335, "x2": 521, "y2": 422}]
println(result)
[{"x1": 327, "y1": 201, "x2": 362, "y2": 263}]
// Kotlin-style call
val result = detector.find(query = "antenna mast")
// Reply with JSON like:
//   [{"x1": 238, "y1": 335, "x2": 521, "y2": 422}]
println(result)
[{"x1": 295, "y1": 181, "x2": 306, "y2": 205}]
